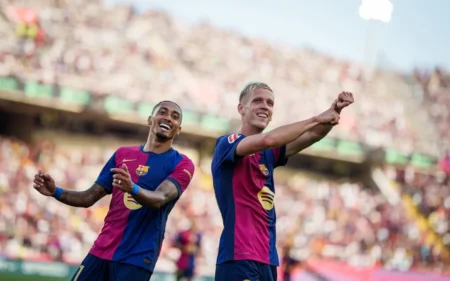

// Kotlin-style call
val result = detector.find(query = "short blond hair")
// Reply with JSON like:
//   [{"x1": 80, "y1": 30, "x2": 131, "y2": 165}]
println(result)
[{"x1": 239, "y1": 82, "x2": 273, "y2": 103}]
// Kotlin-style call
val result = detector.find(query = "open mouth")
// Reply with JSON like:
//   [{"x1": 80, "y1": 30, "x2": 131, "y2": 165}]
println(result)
[
  {"x1": 257, "y1": 112, "x2": 268, "y2": 119},
  {"x1": 159, "y1": 123, "x2": 171, "y2": 132}
]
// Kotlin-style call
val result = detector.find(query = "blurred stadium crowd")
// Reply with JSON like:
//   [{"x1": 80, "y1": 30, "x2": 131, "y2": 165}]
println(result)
[
  {"x1": 0, "y1": 0, "x2": 448, "y2": 156},
  {"x1": 0, "y1": 0, "x2": 449, "y2": 277},
  {"x1": 0, "y1": 136, "x2": 449, "y2": 275}
]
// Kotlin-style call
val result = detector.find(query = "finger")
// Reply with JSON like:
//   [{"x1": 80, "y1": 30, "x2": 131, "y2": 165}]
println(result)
[
  {"x1": 345, "y1": 92, "x2": 354, "y2": 101},
  {"x1": 110, "y1": 168, "x2": 128, "y2": 176},
  {"x1": 43, "y1": 174, "x2": 53, "y2": 182},
  {"x1": 112, "y1": 174, "x2": 128, "y2": 181},
  {"x1": 112, "y1": 183, "x2": 126, "y2": 191},
  {"x1": 339, "y1": 102, "x2": 350, "y2": 108},
  {"x1": 122, "y1": 164, "x2": 128, "y2": 172},
  {"x1": 33, "y1": 179, "x2": 43, "y2": 185},
  {"x1": 331, "y1": 116, "x2": 340, "y2": 124},
  {"x1": 34, "y1": 175, "x2": 44, "y2": 182},
  {"x1": 38, "y1": 170, "x2": 43, "y2": 176}
]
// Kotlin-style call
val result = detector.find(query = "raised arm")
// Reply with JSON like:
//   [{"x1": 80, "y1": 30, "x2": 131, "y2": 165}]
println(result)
[
  {"x1": 285, "y1": 91, "x2": 354, "y2": 158},
  {"x1": 33, "y1": 171, "x2": 108, "y2": 208},
  {"x1": 235, "y1": 108, "x2": 340, "y2": 157},
  {"x1": 111, "y1": 158, "x2": 194, "y2": 209}
]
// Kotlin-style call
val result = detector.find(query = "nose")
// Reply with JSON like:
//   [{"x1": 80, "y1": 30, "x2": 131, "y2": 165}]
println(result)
[
  {"x1": 260, "y1": 102, "x2": 270, "y2": 111},
  {"x1": 161, "y1": 117, "x2": 173, "y2": 125}
]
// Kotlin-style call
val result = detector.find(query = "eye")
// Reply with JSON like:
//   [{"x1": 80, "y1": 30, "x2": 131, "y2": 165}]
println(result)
[{"x1": 172, "y1": 114, "x2": 180, "y2": 120}]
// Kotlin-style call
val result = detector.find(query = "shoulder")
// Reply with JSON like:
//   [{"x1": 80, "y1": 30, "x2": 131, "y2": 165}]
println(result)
[
  {"x1": 171, "y1": 150, "x2": 195, "y2": 171},
  {"x1": 105, "y1": 145, "x2": 140, "y2": 162},
  {"x1": 215, "y1": 134, "x2": 244, "y2": 146},
  {"x1": 171, "y1": 149, "x2": 193, "y2": 164},
  {"x1": 115, "y1": 145, "x2": 141, "y2": 155}
]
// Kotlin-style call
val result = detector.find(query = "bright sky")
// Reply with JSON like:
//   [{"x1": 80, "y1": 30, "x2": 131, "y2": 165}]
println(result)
[{"x1": 106, "y1": 0, "x2": 449, "y2": 72}]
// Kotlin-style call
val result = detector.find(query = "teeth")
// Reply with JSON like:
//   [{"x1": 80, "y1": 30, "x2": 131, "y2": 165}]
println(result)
[
  {"x1": 159, "y1": 124, "x2": 170, "y2": 130},
  {"x1": 257, "y1": 113, "x2": 268, "y2": 118}
]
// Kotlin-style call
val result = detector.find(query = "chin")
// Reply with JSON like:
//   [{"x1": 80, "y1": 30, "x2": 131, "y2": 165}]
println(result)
[
  {"x1": 155, "y1": 132, "x2": 171, "y2": 141},
  {"x1": 252, "y1": 122, "x2": 268, "y2": 131}
]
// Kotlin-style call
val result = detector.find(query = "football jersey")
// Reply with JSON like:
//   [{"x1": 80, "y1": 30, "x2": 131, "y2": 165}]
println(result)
[
  {"x1": 211, "y1": 134, "x2": 287, "y2": 266},
  {"x1": 90, "y1": 145, "x2": 194, "y2": 272}
]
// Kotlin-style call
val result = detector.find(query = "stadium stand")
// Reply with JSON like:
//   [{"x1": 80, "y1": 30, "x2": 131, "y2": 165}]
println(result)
[
  {"x1": 0, "y1": 0, "x2": 449, "y2": 280},
  {"x1": 0, "y1": 0, "x2": 446, "y2": 156}
]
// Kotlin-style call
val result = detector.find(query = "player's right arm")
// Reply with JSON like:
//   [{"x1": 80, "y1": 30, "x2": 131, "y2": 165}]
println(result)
[
  {"x1": 235, "y1": 109, "x2": 340, "y2": 157},
  {"x1": 56, "y1": 183, "x2": 107, "y2": 208},
  {"x1": 33, "y1": 172, "x2": 108, "y2": 208},
  {"x1": 33, "y1": 151, "x2": 116, "y2": 208}
]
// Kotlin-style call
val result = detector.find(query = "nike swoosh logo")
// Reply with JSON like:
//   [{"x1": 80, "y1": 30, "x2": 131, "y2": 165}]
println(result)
[{"x1": 123, "y1": 159, "x2": 136, "y2": 162}]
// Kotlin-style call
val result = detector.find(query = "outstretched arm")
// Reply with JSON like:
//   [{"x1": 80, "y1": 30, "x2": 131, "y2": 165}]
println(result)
[
  {"x1": 57, "y1": 184, "x2": 108, "y2": 208},
  {"x1": 33, "y1": 171, "x2": 108, "y2": 208},
  {"x1": 235, "y1": 108, "x2": 340, "y2": 157},
  {"x1": 285, "y1": 91, "x2": 354, "y2": 158},
  {"x1": 34, "y1": 151, "x2": 117, "y2": 208}
]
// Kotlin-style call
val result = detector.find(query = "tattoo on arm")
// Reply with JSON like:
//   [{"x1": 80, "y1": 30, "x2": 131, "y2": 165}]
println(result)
[
  {"x1": 133, "y1": 180, "x2": 179, "y2": 209},
  {"x1": 58, "y1": 184, "x2": 108, "y2": 208},
  {"x1": 155, "y1": 180, "x2": 179, "y2": 206}
]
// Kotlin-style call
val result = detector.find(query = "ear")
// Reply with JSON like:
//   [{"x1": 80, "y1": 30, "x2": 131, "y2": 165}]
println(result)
[
  {"x1": 147, "y1": 116, "x2": 152, "y2": 126},
  {"x1": 175, "y1": 126, "x2": 182, "y2": 136},
  {"x1": 237, "y1": 103, "x2": 244, "y2": 116}
]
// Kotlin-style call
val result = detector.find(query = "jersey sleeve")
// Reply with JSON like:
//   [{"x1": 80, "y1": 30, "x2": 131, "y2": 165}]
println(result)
[
  {"x1": 167, "y1": 156, "x2": 195, "y2": 199},
  {"x1": 272, "y1": 145, "x2": 288, "y2": 168},
  {"x1": 95, "y1": 151, "x2": 117, "y2": 194},
  {"x1": 213, "y1": 134, "x2": 246, "y2": 165}
]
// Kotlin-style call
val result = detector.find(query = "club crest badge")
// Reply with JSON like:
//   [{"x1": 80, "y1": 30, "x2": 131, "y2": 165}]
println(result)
[
  {"x1": 136, "y1": 165, "x2": 149, "y2": 176},
  {"x1": 259, "y1": 164, "x2": 269, "y2": 176}
]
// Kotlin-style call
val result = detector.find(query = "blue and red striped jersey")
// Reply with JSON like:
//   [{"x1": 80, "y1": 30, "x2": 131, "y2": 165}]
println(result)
[
  {"x1": 211, "y1": 134, "x2": 287, "y2": 266},
  {"x1": 90, "y1": 145, "x2": 195, "y2": 272}
]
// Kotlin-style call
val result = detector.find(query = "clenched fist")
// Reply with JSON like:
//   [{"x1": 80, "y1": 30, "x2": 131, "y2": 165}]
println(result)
[{"x1": 333, "y1": 91, "x2": 354, "y2": 113}]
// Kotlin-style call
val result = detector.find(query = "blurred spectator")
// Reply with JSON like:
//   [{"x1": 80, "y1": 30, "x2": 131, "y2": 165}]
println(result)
[
  {"x1": 0, "y1": 0, "x2": 449, "y2": 276},
  {"x1": 388, "y1": 166, "x2": 450, "y2": 269},
  {"x1": 0, "y1": 135, "x2": 448, "y2": 275},
  {"x1": 440, "y1": 152, "x2": 450, "y2": 174},
  {"x1": 0, "y1": 0, "x2": 447, "y2": 157}
]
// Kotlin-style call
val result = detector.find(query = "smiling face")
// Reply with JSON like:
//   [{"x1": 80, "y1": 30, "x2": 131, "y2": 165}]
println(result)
[
  {"x1": 147, "y1": 101, "x2": 182, "y2": 142},
  {"x1": 238, "y1": 87, "x2": 274, "y2": 132}
]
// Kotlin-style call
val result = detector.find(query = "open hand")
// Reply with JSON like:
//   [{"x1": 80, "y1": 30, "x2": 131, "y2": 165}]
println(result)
[
  {"x1": 111, "y1": 164, "x2": 134, "y2": 193},
  {"x1": 333, "y1": 91, "x2": 354, "y2": 113},
  {"x1": 33, "y1": 170, "x2": 56, "y2": 196}
]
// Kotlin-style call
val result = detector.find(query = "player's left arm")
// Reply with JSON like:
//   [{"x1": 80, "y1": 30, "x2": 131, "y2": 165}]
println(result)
[
  {"x1": 285, "y1": 91, "x2": 354, "y2": 158},
  {"x1": 111, "y1": 157, "x2": 195, "y2": 209}
]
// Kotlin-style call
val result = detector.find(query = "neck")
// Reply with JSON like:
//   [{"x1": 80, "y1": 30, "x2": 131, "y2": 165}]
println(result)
[
  {"x1": 143, "y1": 134, "x2": 172, "y2": 154},
  {"x1": 238, "y1": 121, "x2": 264, "y2": 136}
]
